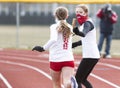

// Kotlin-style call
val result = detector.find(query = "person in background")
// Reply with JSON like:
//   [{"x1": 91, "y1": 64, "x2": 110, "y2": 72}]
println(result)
[
  {"x1": 96, "y1": 4, "x2": 118, "y2": 58},
  {"x1": 71, "y1": 4, "x2": 100, "y2": 88},
  {"x1": 32, "y1": 6, "x2": 75, "y2": 88}
]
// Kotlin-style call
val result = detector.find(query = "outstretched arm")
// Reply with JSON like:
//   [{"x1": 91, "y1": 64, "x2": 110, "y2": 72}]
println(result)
[
  {"x1": 32, "y1": 25, "x2": 58, "y2": 52},
  {"x1": 72, "y1": 40, "x2": 82, "y2": 48},
  {"x1": 43, "y1": 25, "x2": 58, "y2": 50}
]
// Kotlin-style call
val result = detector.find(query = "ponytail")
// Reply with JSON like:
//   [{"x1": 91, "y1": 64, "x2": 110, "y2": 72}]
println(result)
[{"x1": 57, "y1": 20, "x2": 72, "y2": 38}]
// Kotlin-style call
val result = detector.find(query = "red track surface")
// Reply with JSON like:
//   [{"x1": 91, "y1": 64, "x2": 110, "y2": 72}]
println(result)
[{"x1": 0, "y1": 49, "x2": 120, "y2": 88}]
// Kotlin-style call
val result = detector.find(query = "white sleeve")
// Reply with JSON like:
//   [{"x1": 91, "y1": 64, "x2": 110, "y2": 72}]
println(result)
[{"x1": 43, "y1": 25, "x2": 58, "y2": 50}]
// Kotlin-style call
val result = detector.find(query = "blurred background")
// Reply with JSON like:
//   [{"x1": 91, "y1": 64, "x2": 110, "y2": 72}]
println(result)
[{"x1": 0, "y1": 0, "x2": 120, "y2": 56}]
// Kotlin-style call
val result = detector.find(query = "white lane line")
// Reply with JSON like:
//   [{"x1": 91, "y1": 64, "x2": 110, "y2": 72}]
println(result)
[
  {"x1": 98, "y1": 62, "x2": 120, "y2": 70},
  {"x1": 0, "y1": 60, "x2": 51, "y2": 80},
  {"x1": 0, "y1": 60, "x2": 64, "y2": 88},
  {"x1": 75, "y1": 61, "x2": 120, "y2": 70},
  {"x1": 90, "y1": 73, "x2": 120, "y2": 88},
  {"x1": 102, "y1": 59, "x2": 120, "y2": 62},
  {"x1": 0, "y1": 55, "x2": 48, "y2": 63},
  {"x1": 0, "y1": 48, "x2": 3, "y2": 51},
  {"x1": 1, "y1": 55, "x2": 119, "y2": 71},
  {"x1": 0, "y1": 52, "x2": 49, "y2": 59},
  {"x1": 0, "y1": 57, "x2": 119, "y2": 88},
  {"x1": 0, "y1": 73, "x2": 12, "y2": 88},
  {"x1": 75, "y1": 62, "x2": 120, "y2": 88}
]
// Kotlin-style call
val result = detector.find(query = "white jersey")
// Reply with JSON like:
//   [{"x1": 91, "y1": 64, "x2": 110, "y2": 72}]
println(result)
[
  {"x1": 43, "y1": 20, "x2": 74, "y2": 62},
  {"x1": 79, "y1": 18, "x2": 100, "y2": 59}
]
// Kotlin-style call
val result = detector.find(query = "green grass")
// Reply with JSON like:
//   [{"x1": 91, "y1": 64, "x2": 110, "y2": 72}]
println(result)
[{"x1": 0, "y1": 25, "x2": 120, "y2": 57}]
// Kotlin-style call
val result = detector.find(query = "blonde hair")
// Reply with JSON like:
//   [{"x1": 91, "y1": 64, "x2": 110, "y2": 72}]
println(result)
[{"x1": 55, "y1": 6, "x2": 72, "y2": 38}]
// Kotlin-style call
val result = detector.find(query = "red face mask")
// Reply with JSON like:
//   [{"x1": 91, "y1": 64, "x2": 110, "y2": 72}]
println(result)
[{"x1": 76, "y1": 14, "x2": 88, "y2": 25}]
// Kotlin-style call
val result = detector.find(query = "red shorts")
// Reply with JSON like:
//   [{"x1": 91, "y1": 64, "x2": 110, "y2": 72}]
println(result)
[{"x1": 50, "y1": 61, "x2": 74, "y2": 71}]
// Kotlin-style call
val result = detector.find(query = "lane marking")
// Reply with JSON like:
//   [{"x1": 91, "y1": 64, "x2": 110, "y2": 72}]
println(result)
[
  {"x1": 0, "y1": 48, "x2": 3, "y2": 51},
  {"x1": 0, "y1": 54, "x2": 120, "y2": 88},
  {"x1": 75, "y1": 62, "x2": 120, "y2": 88},
  {"x1": 0, "y1": 55, "x2": 120, "y2": 71},
  {"x1": 0, "y1": 60, "x2": 119, "y2": 88},
  {"x1": 0, "y1": 73, "x2": 12, "y2": 88},
  {"x1": 98, "y1": 62, "x2": 120, "y2": 70},
  {"x1": 38, "y1": 54, "x2": 49, "y2": 58},
  {"x1": 101, "y1": 59, "x2": 120, "y2": 62},
  {"x1": 0, "y1": 60, "x2": 51, "y2": 80},
  {"x1": 0, "y1": 55, "x2": 48, "y2": 63},
  {"x1": 0, "y1": 51, "x2": 120, "y2": 62},
  {"x1": 0, "y1": 52, "x2": 49, "y2": 59},
  {"x1": 90, "y1": 73, "x2": 120, "y2": 88},
  {"x1": 0, "y1": 60, "x2": 64, "y2": 88},
  {"x1": 75, "y1": 61, "x2": 120, "y2": 70}
]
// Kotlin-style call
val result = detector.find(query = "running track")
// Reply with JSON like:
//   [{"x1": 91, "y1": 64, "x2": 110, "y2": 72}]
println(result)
[{"x1": 0, "y1": 49, "x2": 120, "y2": 88}]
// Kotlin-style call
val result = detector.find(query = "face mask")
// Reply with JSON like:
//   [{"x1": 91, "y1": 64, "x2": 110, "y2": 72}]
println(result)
[{"x1": 76, "y1": 14, "x2": 87, "y2": 25}]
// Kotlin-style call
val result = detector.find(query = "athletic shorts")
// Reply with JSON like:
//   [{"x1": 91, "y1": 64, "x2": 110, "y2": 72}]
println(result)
[{"x1": 50, "y1": 61, "x2": 74, "y2": 71}]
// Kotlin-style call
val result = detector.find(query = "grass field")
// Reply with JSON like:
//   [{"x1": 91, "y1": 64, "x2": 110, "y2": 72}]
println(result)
[{"x1": 0, "y1": 25, "x2": 120, "y2": 57}]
